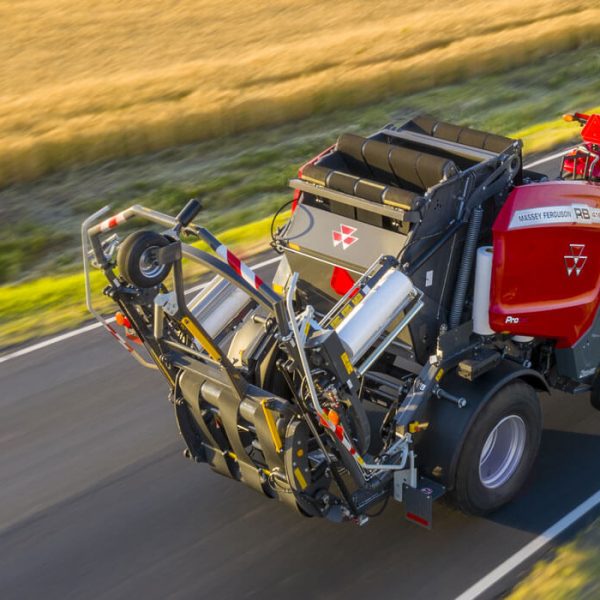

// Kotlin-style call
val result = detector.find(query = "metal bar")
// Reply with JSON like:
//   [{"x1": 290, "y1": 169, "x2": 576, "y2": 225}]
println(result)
[
  {"x1": 81, "y1": 206, "x2": 158, "y2": 370},
  {"x1": 162, "y1": 338, "x2": 219, "y2": 363},
  {"x1": 380, "y1": 128, "x2": 501, "y2": 162},
  {"x1": 189, "y1": 226, "x2": 281, "y2": 305},
  {"x1": 181, "y1": 245, "x2": 275, "y2": 312},
  {"x1": 282, "y1": 244, "x2": 364, "y2": 277},
  {"x1": 87, "y1": 204, "x2": 178, "y2": 237},
  {"x1": 289, "y1": 179, "x2": 411, "y2": 220}
]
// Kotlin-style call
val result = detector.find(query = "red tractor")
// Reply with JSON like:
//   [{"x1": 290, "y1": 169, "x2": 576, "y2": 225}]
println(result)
[
  {"x1": 83, "y1": 112, "x2": 600, "y2": 527},
  {"x1": 561, "y1": 112, "x2": 600, "y2": 181}
]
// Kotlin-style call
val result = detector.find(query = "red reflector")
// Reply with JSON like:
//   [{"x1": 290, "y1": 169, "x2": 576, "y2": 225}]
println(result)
[
  {"x1": 406, "y1": 512, "x2": 430, "y2": 528},
  {"x1": 330, "y1": 266, "x2": 356, "y2": 296},
  {"x1": 291, "y1": 189, "x2": 301, "y2": 214},
  {"x1": 125, "y1": 332, "x2": 142, "y2": 345}
]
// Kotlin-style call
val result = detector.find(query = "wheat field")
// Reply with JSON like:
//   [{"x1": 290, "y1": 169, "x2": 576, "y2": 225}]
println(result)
[{"x1": 0, "y1": 0, "x2": 598, "y2": 187}]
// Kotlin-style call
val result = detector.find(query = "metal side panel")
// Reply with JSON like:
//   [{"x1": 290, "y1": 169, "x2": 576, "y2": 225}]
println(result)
[
  {"x1": 283, "y1": 203, "x2": 408, "y2": 293},
  {"x1": 556, "y1": 308, "x2": 600, "y2": 382}
]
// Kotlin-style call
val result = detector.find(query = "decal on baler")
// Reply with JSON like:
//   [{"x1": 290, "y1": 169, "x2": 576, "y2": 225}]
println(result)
[
  {"x1": 509, "y1": 204, "x2": 600, "y2": 229},
  {"x1": 564, "y1": 244, "x2": 587, "y2": 277},
  {"x1": 332, "y1": 224, "x2": 359, "y2": 250}
]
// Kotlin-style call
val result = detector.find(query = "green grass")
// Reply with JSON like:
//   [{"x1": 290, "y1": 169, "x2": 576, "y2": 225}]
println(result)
[
  {"x1": 0, "y1": 214, "x2": 285, "y2": 348},
  {"x1": 1, "y1": 45, "x2": 599, "y2": 350}
]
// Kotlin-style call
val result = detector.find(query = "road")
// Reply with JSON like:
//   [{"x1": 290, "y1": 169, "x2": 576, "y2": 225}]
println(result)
[{"x1": 2, "y1": 149, "x2": 599, "y2": 600}]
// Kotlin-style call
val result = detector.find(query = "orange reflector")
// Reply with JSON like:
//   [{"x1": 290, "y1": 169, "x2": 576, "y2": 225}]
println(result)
[
  {"x1": 563, "y1": 113, "x2": 575, "y2": 122},
  {"x1": 115, "y1": 311, "x2": 132, "y2": 328},
  {"x1": 328, "y1": 409, "x2": 340, "y2": 426}
]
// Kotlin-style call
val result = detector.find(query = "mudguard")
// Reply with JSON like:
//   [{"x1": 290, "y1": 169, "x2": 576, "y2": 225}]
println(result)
[{"x1": 415, "y1": 359, "x2": 549, "y2": 489}]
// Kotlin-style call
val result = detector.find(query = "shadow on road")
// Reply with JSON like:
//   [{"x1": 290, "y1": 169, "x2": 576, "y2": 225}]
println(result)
[{"x1": 488, "y1": 428, "x2": 600, "y2": 535}]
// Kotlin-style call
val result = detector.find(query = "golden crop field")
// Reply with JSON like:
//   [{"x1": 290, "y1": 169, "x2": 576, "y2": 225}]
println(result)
[{"x1": 0, "y1": 0, "x2": 598, "y2": 187}]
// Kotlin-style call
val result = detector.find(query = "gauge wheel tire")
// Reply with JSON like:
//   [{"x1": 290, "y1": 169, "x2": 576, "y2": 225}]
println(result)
[
  {"x1": 451, "y1": 380, "x2": 542, "y2": 516},
  {"x1": 117, "y1": 230, "x2": 171, "y2": 288}
]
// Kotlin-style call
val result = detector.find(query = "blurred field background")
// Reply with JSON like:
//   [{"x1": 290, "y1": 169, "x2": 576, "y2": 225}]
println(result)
[
  {"x1": 1, "y1": 0, "x2": 599, "y2": 187},
  {"x1": 0, "y1": 0, "x2": 600, "y2": 347}
]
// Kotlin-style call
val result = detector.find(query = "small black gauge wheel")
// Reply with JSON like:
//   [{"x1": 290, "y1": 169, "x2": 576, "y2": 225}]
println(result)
[{"x1": 117, "y1": 230, "x2": 171, "y2": 288}]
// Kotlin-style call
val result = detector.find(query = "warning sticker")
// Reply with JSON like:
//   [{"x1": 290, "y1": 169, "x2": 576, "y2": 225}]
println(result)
[{"x1": 509, "y1": 204, "x2": 600, "y2": 229}]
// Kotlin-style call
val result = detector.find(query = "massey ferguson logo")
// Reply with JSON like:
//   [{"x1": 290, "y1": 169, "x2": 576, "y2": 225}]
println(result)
[
  {"x1": 332, "y1": 224, "x2": 358, "y2": 250},
  {"x1": 564, "y1": 244, "x2": 587, "y2": 277}
]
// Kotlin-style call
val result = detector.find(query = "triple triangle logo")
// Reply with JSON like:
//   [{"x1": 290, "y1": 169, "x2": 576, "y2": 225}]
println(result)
[
  {"x1": 332, "y1": 224, "x2": 358, "y2": 250},
  {"x1": 564, "y1": 244, "x2": 587, "y2": 277}
]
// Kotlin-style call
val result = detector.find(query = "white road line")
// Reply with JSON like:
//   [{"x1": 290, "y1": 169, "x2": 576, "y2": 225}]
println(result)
[
  {"x1": 455, "y1": 488, "x2": 600, "y2": 600},
  {"x1": 0, "y1": 255, "x2": 281, "y2": 365}
]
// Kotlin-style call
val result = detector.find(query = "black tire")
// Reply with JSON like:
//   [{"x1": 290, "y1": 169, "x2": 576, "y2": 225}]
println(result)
[
  {"x1": 451, "y1": 380, "x2": 542, "y2": 516},
  {"x1": 117, "y1": 230, "x2": 171, "y2": 288}
]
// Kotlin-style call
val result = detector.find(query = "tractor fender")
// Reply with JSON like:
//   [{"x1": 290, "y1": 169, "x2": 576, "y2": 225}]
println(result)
[{"x1": 415, "y1": 359, "x2": 549, "y2": 489}]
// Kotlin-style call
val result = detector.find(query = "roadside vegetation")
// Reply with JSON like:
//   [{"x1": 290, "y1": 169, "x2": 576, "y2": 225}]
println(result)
[
  {"x1": 509, "y1": 520, "x2": 600, "y2": 599},
  {"x1": 0, "y1": 1, "x2": 598, "y2": 188},
  {"x1": 0, "y1": 45, "x2": 599, "y2": 349}
]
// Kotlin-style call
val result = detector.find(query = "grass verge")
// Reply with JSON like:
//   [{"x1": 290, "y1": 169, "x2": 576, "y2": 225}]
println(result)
[
  {"x1": 509, "y1": 519, "x2": 600, "y2": 599},
  {"x1": 0, "y1": 214, "x2": 283, "y2": 349}
]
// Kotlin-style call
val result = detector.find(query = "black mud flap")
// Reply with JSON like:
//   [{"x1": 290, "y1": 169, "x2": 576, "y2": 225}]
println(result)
[{"x1": 402, "y1": 476, "x2": 445, "y2": 530}]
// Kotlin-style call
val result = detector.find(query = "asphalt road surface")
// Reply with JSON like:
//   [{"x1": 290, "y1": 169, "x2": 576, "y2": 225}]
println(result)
[{"x1": 3, "y1": 149, "x2": 599, "y2": 600}]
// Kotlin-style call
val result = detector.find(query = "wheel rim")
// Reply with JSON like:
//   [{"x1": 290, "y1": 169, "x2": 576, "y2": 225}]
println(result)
[
  {"x1": 139, "y1": 246, "x2": 164, "y2": 279},
  {"x1": 479, "y1": 415, "x2": 526, "y2": 489}
]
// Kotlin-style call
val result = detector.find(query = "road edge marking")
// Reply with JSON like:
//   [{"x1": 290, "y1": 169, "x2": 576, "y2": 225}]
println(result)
[
  {"x1": 455, "y1": 488, "x2": 600, "y2": 600},
  {"x1": 0, "y1": 255, "x2": 281, "y2": 365}
]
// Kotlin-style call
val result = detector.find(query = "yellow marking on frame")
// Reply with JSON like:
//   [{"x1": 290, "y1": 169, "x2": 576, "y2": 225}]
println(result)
[
  {"x1": 288, "y1": 242, "x2": 300, "y2": 251},
  {"x1": 294, "y1": 467, "x2": 308, "y2": 490},
  {"x1": 304, "y1": 321, "x2": 311, "y2": 337},
  {"x1": 341, "y1": 304, "x2": 353, "y2": 317},
  {"x1": 302, "y1": 175, "x2": 326, "y2": 186},
  {"x1": 341, "y1": 352, "x2": 353, "y2": 374},
  {"x1": 435, "y1": 368, "x2": 445, "y2": 382},
  {"x1": 181, "y1": 316, "x2": 220, "y2": 360},
  {"x1": 272, "y1": 283, "x2": 284, "y2": 294},
  {"x1": 261, "y1": 399, "x2": 283, "y2": 453},
  {"x1": 351, "y1": 292, "x2": 363, "y2": 305},
  {"x1": 331, "y1": 315, "x2": 342, "y2": 329},
  {"x1": 383, "y1": 199, "x2": 412, "y2": 210}
]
